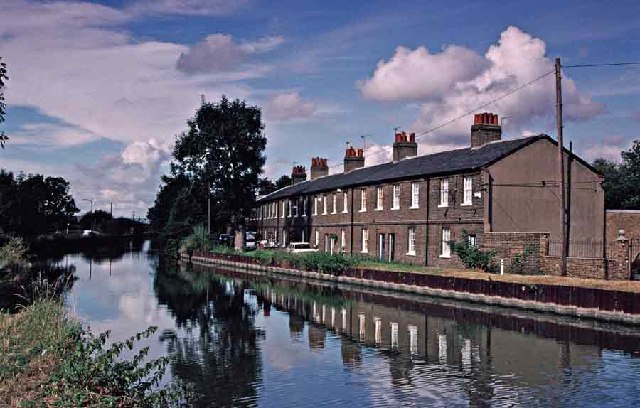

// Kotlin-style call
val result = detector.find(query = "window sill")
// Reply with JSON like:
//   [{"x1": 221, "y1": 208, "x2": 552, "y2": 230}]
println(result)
[
  {"x1": 361, "y1": 250, "x2": 368, "y2": 254},
  {"x1": 358, "y1": 209, "x2": 367, "y2": 213},
  {"x1": 342, "y1": 211, "x2": 348, "y2": 214},
  {"x1": 406, "y1": 252, "x2": 416, "y2": 256},
  {"x1": 439, "y1": 254, "x2": 451, "y2": 259},
  {"x1": 375, "y1": 208, "x2": 383, "y2": 211},
  {"x1": 391, "y1": 207, "x2": 400, "y2": 211},
  {"x1": 331, "y1": 212, "x2": 337, "y2": 215},
  {"x1": 437, "y1": 204, "x2": 448, "y2": 208},
  {"x1": 410, "y1": 205, "x2": 419, "y2": 209},
  {"x1": 461, "y1": 203, "x2": 472, "y2": 207}
]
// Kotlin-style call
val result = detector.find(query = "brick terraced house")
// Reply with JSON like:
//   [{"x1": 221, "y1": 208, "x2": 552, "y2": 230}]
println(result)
[{"x1": 249, "y1": 113, "x2": 604, "y2": 268}]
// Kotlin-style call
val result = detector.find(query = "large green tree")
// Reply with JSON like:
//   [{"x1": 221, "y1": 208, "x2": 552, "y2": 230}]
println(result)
[
  {"x1": 593, "y1": 140, "x2": 640, "y2": 209},
  {"x1": 0, "y1": 57, "x2": 8, "y2": 148},
  {"x1": 0, "y1": 170, "x2": 79, "y2": 237},
  {"x1": 148, "y1": 96, "x2": 266, "y2": 238}
]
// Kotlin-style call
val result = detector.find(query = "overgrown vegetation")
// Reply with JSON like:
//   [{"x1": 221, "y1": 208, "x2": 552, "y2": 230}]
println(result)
[
  {"x1": 0, "y1": 299, "x2": 191, "y2": 406},
  {"x1": 179, "y1": 224, "x2": 212, "y2": 255},
  {"x1": 509, "y1": 244, "x2": 544, "y2": 275},
  {"x1": 0, "y1": 237, "x2": 28, "y2": 270},
  {"x1": 451, "y1": 231, "x2": 497, "y2": 272}
]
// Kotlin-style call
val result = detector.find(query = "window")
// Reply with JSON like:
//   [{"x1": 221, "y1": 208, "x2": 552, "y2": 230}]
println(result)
[
  {"x1": 313, "y1": 196, "x2": 318, "y2": 215},
  {"x1": 302, "y1": 197, "x2": 307, "y2": 217},
  {"x1": 408, "y1": 325, "x2": 418, "y2": 355},
  {"x1": 463, "y1": 176, "x2": 473, "y2": 205},
  {"x1": 287, "y1": 200, "x2": 292, "y2": 217},
  {"x1": 468, "y1": 234, "x2": 476, "y2": 247},
  {"x1": 360, "y1": 188, "x2": 367, "y2": 212},
  {"x1": 376, "y1": 187, "x2": 384, "y2": 210},
  {"x1": 315, "y1": 230, "x2": 320, "y2": 247},
  {"x1": 392, "y1": 184, "x2": 400, "y2": 209},
  {"x1": 322, "y1": 195, "x2": 327, "y2": 215},
  {"x1": 407, "y1": 227, "x2": 416, "y2": 255},
  {"x1": 332, "y1": 193, "x2": 337, "y2": 214},
  {"x1": 361, "y1": 228, "x2": 369, "y2": 253},
  {"x1": 281, "y1": 201, "x2": 286, "y2": 218},
  {"x1": 411, "y1": 182, "x2": 420, "y2": 208},
  {"x1": 390, "y1": 322, "x2": 399, "y2": 349},
  {"x1": 293, "y1": 199, "x2": 298, "y2": 217},
  {"x1": 342, "y1": 191, "x2": 348, "y2": 213},
  {"x1": 441, "y1": 227, "x2": 451, "y2": 258},
  {"x1": 341, "y1": 229, "x2": 346, "y2": 248},
  {"x1": 439, "y1": 179, "x2": 449, "y2": 207}
]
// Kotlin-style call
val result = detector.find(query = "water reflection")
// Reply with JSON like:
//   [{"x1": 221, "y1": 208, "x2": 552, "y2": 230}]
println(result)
[{"x1": 62, "y1": 243, "x2": 640, "y2": 407}]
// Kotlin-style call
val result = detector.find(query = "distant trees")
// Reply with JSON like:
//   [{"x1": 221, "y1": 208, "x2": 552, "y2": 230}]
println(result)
[
  {"x1": 1, "y1": 57, "x2": 8, "y2": 148},
  {"x1": 147, "y1": 96, "x2": 266, "y2": 243},
  {"x1": 0, "y1": 170, "x2": 79, "y2": 237},
  {"x1": 593, "y1": 140, "x2": 640, "y2": 209}
]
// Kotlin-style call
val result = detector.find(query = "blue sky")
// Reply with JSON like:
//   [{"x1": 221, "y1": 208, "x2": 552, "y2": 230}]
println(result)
[{"x1": 0, "y1": 0, "x2": 639, "y2": 216}]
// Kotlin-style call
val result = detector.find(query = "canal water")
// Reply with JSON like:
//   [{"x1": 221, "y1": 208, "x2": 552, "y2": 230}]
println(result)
[{"x1": 59, "y1": 240, "x2": 640, "y2": 407}]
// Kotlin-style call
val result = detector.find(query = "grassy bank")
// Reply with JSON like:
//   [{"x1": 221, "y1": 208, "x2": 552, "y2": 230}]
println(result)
[{"x1": 0, "y1": 299, "x2": 188, "y2": 407}]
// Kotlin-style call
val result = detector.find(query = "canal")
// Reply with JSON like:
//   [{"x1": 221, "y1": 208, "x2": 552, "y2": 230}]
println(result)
[{"x1": 59, "y1": 240, "x2": 640, "y2": 407}]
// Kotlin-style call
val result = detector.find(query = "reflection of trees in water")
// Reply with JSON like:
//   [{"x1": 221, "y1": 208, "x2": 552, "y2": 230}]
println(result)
[
  {"x1": 0, "y1": 263, "x2": 77, "y2": 311},
  {"x1": 34, "y1": 238, "x2": 147, "y2": 264},
  {"x1": 154, "y1": 265, "x2": 262, "y2": 407}
]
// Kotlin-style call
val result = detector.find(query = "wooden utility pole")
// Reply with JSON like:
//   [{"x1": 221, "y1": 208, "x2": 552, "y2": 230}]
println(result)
[{"x1": 555, "y1": 57, "x2": 568, "y2": 276}]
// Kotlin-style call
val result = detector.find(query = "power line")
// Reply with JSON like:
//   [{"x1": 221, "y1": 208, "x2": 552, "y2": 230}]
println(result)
[
  {"x1": 563, "y1": 62, "x2": 640, "y2": 68},
  {"x1": 325, "y1": 69, "x2": 554, "y2": 171}
]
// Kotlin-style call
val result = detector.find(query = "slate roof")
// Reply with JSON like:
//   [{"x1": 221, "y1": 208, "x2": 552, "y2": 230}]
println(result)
[{"x1": 258, "y1": 134, "x2": 553, "y2": 203}]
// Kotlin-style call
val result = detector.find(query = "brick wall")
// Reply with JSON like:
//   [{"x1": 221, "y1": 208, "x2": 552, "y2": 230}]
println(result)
[
  {"x1": 606, "y1": 210, "x2": 640, "y2": 243},
  {"x1": 482, "y1": 232, "x2": 548, "y2": 274}
]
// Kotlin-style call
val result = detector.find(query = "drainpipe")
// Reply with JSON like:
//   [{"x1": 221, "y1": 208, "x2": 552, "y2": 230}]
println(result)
[
  {"x1": 350, "y1": 187, "x2": 354, "y2": 256},
  {"x1": 425, "y1": 177, "x2": 430, "y2": 266}
]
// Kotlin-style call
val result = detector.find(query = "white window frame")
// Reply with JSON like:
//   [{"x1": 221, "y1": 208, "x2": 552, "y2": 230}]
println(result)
[
  {"x1": 360, "y1": 188, "x2": 367, "y2": 212},
  {"x1": 315, "y1": 230, "x2": 319, "y2": 247},
  {"x1": 439, "y1": 179, "x2": 449, "y2": 208},
  {"x1": 322, "y1": 195, "x2": 327, "y2": 215},
  {"x1": 287, "y1": 200, "x2": 292, "y2": 217},
  {"x1": 408, "y1": 325, "x2": 418, "y2": 355},
  {"x1": 342, "y1": 191, "x2": 348, "y2": 213},
  {"x1": 341, "y1": 229, "x2": 346, "y2": 248},
  {"x1": 441, "y1": 227, "x2": 451, "y2": 258},
  {"x1": 462, "y1": 176, "x2": 473, "y2": 206},
  {"x1": 293, "y1": 199, "x2": 298, "y2": 217},
  {"x1": 407, "y1": 227, "x2": 416, "y2": 255},
  {"x1": 281, "y1": 201, "x2": 286, "y2": 218},
  {"x1": 302, "y1": 197, "x2": 307, "y2": 217},
  {"x1": 361, "y1": 228, "x2": 368, "y2": 253},
  {"x1": 376, "y1": 186, "x2": 384, "y2": 210},
  {"x1": 374, "y1": 317, "x2": 382, "y2": 345},
  {"x1": 332, "y1": 193, "x2": 337, "y2": 214},
  {"x1": 392, "y1": 184, "x2": 400, "y2": 210},
  {"x1": 313, "y1": 196, "x2": 318, "y2": 215},
  {"x1": 411, "y1": 182, "x2": 420, "y2": 209},
  {"x1": 468, "y1": 234, "x2": 476, "y2": 247}
]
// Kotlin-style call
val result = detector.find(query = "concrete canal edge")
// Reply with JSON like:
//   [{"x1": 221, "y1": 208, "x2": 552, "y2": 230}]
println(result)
[{"x1": 186, "y1": 254, "x2": 640, "y2": 326}]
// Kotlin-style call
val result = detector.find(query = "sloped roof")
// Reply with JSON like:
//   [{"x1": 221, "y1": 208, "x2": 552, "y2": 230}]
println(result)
[{"x1": 258, "y1": 134, "x2": 551, "y2": 202}]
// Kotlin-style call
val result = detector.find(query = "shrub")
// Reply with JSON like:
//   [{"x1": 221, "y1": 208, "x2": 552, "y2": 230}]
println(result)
[
  {"x1": 0, "y1": 237, "x2": 29, "y2": 270},
  {"x1": 179, "y1": 224, "x2": 211, "y2": 255},
  {"x1": 451, "y1": 231, "x2": 497, "y2": 272},
  {"x1": 509, "y1": 245, "x2": 544, "y2": 275}
]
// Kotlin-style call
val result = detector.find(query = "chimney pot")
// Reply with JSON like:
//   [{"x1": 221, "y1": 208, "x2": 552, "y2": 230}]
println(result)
[
  {"x1": 392, "y1": 130, "x2": 417, "y2": 161},
  {"x1": 471, "y1": 112, "x2": 501, "y2": 148}
]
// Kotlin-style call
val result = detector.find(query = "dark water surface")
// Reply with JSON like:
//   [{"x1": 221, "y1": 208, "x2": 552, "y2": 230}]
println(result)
[{"x1": 60, "y1": 241, "x2": 640, "y2": 407}]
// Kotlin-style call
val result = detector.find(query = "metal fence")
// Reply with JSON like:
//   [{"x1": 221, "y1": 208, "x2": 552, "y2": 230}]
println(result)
[{"x1": 548, "y1": 240, "x2": 608, "y2": 258}]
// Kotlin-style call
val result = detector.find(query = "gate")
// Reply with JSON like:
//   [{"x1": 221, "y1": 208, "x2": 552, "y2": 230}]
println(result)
[{"x1": 630, "y1": 238, "x2": 640, "y2": 279}]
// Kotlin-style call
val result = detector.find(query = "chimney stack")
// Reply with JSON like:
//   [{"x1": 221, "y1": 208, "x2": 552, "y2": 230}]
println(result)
[
  {"x1": 310, "y1": 157, "x2": 329, "y2": 180},
  {"x1": 291, "y1": 165, "x2": 307, "y2": 185},
  {"x1": 471, "y1": 112, "x2": 501, "y2": 148},
  {"x1": 392, "y1": 131, "x2": 417, "y2": 161},
  {"x1": 344, "y1": 146, "x2": 365, "y2": 173}
]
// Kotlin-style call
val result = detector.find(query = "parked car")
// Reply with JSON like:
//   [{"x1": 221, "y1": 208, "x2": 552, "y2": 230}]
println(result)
[
  {"x1": 245, "y1": 231, "x2": 257, "y2": 251},
  {"x1": 82, "y1": 230, "x2": 101, "y2": 237},
  {"x1": 217, "y1": 234, "x2": 234, "y2": 247},
  {"x1": 286, "y1": 242, "x2": 319, "y2": 253}
]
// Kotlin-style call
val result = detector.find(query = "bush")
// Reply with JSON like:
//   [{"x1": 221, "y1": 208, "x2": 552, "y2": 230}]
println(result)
[
  {"x1": 452, "y1": 231, "x2": 497, "y2": 272},
  {"x1": 0, "y1": 237, "x2": 29, "y2": 270},
  {"x1": 509, "y1": 245, "x2": 544, "y2": 275},
  {"x1": 179, "y1": 224, "x2": 211, "y2": 255}
]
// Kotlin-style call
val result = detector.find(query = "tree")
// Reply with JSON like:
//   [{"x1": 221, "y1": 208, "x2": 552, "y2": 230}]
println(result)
[
  {"x1": 0, "y1": 57, "x2": 8, "y2": 148},
  {"x1": 593, "y1": 140, "x2": 640, "y2": 210},
  {"x1": 274, "y1": 175, "x2": 292, "y2": 190},
  {"x1": 0, "y1": 170, "x2": 79, "y2": 237},
  {"x1": 170, "y1": 96, "x2": 266, "y2": 231},
  {"x1": 79, "y1": 209, "x2": 112, "y2": 231}
]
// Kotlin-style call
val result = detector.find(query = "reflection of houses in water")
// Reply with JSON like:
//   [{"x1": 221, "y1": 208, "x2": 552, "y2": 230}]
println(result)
[{"x1": 253, "y1": 284, "x2": 603, "y2": 389}]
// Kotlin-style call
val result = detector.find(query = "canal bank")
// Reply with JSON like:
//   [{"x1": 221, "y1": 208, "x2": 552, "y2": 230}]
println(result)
[{"x1": 186, "y1": 252, "x2": 640, "y2": 326}]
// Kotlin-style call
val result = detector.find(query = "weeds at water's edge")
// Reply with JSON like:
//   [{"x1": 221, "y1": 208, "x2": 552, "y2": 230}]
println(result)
[{"x1": 0, "y1": 299, "x2": 194, "y2": 406}]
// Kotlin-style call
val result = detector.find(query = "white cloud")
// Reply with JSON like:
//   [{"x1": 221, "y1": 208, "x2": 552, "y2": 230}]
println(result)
[
  {"x1": 127, "y1": 0, "x2": 249, "y2": 16},
  {"x1": 360, "y1": 26, "x2": 603, "y2": 147},
  {"x1": 359, "y1": 45, "x2": 488, "y2": 101},
  {"x1": 264, "y1": 92, "x2": 316, "y2": 122},
  {"x1": 7, "y1": 122, "x2": 99, "y2": 147},
  {"x1": 176, "y1": 34, "x2": 284, "y2": 74},
  {"x1": 582, "y1": 134, "x2": 629, "y2": 162}
]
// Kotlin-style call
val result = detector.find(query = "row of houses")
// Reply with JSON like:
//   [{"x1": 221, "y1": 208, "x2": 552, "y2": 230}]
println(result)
[{"x1": 249, "y1": 113, "x2": 604, "y2": 268}]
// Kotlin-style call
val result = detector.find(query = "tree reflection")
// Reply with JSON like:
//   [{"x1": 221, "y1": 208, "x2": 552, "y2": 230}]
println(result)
[{"x1": 154, "y1": 263, "x2": 262, "y2": 407}]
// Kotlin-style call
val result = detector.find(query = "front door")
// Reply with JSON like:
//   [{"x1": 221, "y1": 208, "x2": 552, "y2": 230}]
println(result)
[
  {"x1": 388, "y1": 234, "x2": 395, "y2": 262},
  {"x1": 378, "y1": 233, "x2": 385, "y2": 261}
]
